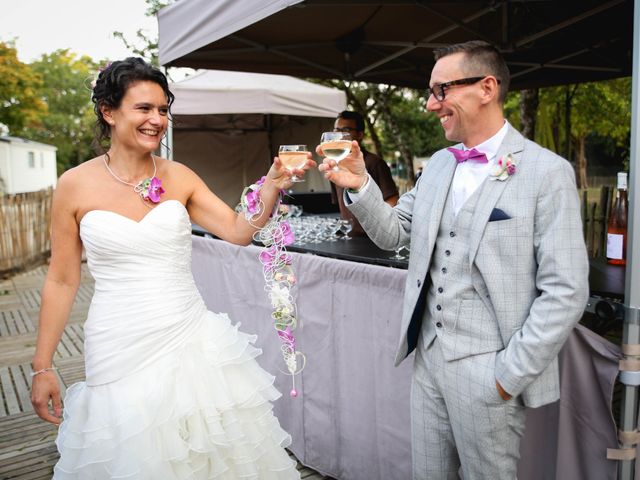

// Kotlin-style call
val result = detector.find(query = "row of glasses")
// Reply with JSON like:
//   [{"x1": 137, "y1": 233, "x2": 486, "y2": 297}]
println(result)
[
  {"x1": 287, "y1": 216, "x2": 353, "y2": 246},
  {"x1": 278, "y1": 130, "x2": 353, "y2": 181}
]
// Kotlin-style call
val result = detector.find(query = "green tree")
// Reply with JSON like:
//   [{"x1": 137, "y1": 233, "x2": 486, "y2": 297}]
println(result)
[
  {"x1": 22, "y1": 50, "x2": 99, "y2": 173},
  {"x1": 506, "y1": 80, "x2": 630, "y2": 188},
  {"x1": 568, "y1": 79, "x2": 631, "y2": 188},
  {"x1": 0, "y1": 41, "x2": 47, "y2": 133}
]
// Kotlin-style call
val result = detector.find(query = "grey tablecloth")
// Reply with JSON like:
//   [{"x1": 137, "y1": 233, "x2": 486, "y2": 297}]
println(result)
[{"x1": 191, "y1": 236, "x2": 621, "y2": 480}]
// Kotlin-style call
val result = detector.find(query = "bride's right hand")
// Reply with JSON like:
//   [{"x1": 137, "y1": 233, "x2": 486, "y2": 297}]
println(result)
[{"x1": 31, "y1": 371, "x2": 63, "y2": 424}]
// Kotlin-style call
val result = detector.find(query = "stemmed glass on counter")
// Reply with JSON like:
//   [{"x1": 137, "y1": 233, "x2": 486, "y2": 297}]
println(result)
[
  {"x1": 339, "y1": 219, "x2": 353, "y2": 240},
  {"x1": 319, "y1": 132, "x2": 352, "y2": 171},
  {"x1": 279, "y1": 144, "x2": 310, "y2": 183},
  {"x1": 391, "y1": 245, "x2": 409, "y2": 260}
]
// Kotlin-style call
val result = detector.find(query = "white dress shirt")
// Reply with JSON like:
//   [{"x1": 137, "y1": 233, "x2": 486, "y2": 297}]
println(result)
[{"x1": 450, "y1": 120, "x2": 509, "y2": 216}]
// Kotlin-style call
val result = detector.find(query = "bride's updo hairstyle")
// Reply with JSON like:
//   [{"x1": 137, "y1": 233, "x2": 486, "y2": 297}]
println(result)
[{"x1": 91, "y1": 57, "x2": 175, "y2": 149}]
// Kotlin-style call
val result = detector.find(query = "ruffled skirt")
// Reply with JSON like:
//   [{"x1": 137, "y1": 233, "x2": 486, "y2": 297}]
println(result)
[{"x1": 54, "y1": 312, "x2": 300, "y2": 479}]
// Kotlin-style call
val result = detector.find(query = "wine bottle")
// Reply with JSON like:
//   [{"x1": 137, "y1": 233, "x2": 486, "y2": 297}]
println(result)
[{"x1": 606, "y1": 172, "x2": 628, "y2": 265}]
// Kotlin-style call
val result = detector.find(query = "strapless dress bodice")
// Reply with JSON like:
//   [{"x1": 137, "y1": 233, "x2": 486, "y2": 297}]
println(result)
[{"x1": 79, "y1": 200, "x2": 207, "y2": 386}]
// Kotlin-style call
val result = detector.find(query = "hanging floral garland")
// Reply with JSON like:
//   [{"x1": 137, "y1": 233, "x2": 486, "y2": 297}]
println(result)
[{"x1": 239, "y1": 176, "x2": 305, "y2": 397}]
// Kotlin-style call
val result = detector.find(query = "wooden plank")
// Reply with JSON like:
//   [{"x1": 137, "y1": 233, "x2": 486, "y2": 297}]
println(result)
[
  {"x1": 0, "y1": 315, "x2": 9, "y2": 337},
  {"x1": 6, "y1": 314, "x2": 18, "y2": 336},
  {"x1": 59, "y1": 326, "x2": 82, "y2": 356},
  {"x1": 0, "y1": 331, "x2": 38, "y2": 368},
  {"x1": 18, "y1": 289, "x2": 41, "y2": 311},
  {"x1": 0, "y1": 448, "x2": 58, "y2": 477},
  {"x1": 10, "y1": 364, "x2": 32, "y2": 414},
  {"x1": 0, "y1": 366, "x2": 21, "y2": 415}
]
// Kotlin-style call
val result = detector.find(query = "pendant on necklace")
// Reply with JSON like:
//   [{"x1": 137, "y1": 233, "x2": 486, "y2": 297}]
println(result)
[{"x1": 135, "y1": 177, "x2": 165, "y2": 203}]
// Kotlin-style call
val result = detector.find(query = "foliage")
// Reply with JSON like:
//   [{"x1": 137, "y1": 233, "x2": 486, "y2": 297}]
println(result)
[
  {"x1": 113, "y1": 0, "x2": 172, "y2": 67},
  {"x1": 22, "y1": 50, "x2": 100, "y2": 173},
  {"x1": 0, "y1": 41, "x2": 47, "y2": 133},
  {"x1": 509, "y1": 80, "x2": 630, "y2": 160}
]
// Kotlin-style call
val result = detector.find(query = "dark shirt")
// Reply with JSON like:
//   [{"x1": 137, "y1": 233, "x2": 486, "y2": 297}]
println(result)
[{"x1": 330, "y1": 148, "x2": 399, "y2": 237}]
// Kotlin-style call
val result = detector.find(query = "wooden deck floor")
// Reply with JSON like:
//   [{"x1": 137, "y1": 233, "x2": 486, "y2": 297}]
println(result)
[{"x1": 0, "y1": 264, "x2": 330, "y2": 479}]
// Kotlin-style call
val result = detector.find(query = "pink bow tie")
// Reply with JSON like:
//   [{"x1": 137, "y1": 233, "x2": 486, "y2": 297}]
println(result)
[{"x1": 447, "y1": 147, "x2": 488, "y2": 164}]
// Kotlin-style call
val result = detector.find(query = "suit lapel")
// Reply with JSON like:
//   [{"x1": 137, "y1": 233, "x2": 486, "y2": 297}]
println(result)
[{"x1": 467, "y1": 126, "x2": 526, "y2": 268}]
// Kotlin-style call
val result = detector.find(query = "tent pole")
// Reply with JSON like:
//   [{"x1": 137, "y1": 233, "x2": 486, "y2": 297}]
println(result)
[
  {"x1": 618, "y1": 1, "x2": 640, "y2": 479},
  {"x1": 161, "y1": 116, "x2": 174, "y2": 161}
]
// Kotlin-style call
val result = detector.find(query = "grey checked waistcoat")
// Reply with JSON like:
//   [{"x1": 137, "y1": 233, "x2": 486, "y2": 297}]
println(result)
[{"x1": 420, "y1": 183, "x2": 504, "y2": 360}]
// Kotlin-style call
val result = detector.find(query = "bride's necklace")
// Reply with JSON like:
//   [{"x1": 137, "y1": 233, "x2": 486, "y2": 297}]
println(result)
[{"x1": 103, "y1": 152, "x2": 165, "y2": 204}]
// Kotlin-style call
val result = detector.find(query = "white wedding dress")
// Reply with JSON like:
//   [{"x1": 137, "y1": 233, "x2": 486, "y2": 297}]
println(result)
[{"x1": 54, "y1": 200, "x2": 300, "y2": 479}]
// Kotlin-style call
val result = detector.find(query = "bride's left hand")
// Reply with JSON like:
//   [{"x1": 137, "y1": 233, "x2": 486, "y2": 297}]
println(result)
[{"x1": 266, "y1": 153, "x2": 317, "y2": 189}]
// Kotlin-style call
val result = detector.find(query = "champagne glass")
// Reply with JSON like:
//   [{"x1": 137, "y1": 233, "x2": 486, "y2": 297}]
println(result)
[
  {"x1": 391, "y1": 245, "x2": 407, "y2": 260},
  {"x1": 320, "y1": 132, "x2": 352, "y2": 171},
  {"x1": 339, "y1": 219, "x2": 353, "y2": 240},
  {"x1": 279, "y1": 144, "x2": 309, "y2": 183}
]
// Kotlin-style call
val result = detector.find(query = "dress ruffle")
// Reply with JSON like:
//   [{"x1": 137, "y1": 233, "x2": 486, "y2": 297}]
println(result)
[{"x1": 54, "y1": 312, "x2": 300, "y2": 479}]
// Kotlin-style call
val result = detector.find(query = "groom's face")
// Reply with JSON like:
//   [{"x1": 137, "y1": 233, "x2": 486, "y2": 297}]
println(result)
[{"x1": 426, "y1": 52, "x2": 483, "y2": 145}]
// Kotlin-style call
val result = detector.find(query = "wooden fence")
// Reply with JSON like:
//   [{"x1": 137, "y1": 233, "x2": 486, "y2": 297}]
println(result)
[
  {"x1": 0, "y1": 189, "x2": 53, "y2": 275},
  {"x1": 581, "y1": 185, "x2": 616, "y2": 259}
]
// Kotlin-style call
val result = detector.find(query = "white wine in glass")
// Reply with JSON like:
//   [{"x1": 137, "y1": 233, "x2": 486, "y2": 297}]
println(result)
[
  {"x1": 320, "y1": 132, "x2": 352, "y2": 170},
  {"x1": 279, "y1": 145, "x2": 309, "y2": 183}
]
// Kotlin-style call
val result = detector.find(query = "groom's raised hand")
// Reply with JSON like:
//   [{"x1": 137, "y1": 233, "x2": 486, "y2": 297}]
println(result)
[{"x1": 317, "y1": 140, "x2": 368, "y2": 191}]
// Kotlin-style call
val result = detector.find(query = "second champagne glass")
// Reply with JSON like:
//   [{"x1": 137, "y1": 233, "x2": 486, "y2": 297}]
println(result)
[
  {"x1": 279, "y1": 144, "x2": 309, "y2": 183},
  {"x1": 320, "y1": 132, "x2": 352, "y2": 171}
]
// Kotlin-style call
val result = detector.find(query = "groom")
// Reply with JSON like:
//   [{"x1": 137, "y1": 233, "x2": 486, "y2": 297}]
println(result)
[{"x1": 319, "y1": 40, "x2": 589, "y2": 479}]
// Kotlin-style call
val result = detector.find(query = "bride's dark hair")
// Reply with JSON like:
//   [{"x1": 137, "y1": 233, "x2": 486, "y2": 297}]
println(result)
[{"x1": 91, "y1": 57, "x2": 175, "y2": 151}]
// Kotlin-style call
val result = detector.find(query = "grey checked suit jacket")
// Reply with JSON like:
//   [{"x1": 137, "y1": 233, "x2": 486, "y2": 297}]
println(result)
[{"x1": 348, "y1": 125, "x2": 589, "y2": 408}]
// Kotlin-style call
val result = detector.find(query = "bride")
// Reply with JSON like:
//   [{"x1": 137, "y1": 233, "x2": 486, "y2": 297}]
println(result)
[{"x1": 30, "y1": 57, "x2": 313, "y2": 479}]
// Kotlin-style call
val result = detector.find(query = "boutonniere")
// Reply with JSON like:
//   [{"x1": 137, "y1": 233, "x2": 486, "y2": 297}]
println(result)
[{"x1": 489, "y1": 153, "x2": 518, "y2": 181}]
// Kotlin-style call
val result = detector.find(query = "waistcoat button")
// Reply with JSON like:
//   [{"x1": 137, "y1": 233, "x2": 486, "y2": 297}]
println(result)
[
  {"x1": 441, "y1": 267, "x2": 447, "y2": 274},
  {"x1": 436, "y1": 305, "x2": 442, "y2": 311},
  {"x1": 436, "y1": 322, "x2": 443, "y2": 328},
  {"x1": 438, "y1": 287, "x2": 443, "y2": 293},
  {"x1": 449, "y1": 231, "x2": 456, "y2": 237}
]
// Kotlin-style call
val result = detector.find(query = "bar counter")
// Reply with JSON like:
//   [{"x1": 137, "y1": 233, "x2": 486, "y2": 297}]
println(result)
[{"x1": 190, "y1": 234, "x2": 621, "y2": 480}]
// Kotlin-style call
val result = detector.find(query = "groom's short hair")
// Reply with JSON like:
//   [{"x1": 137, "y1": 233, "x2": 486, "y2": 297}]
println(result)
[{"x1": 433, "y1": 41, "x2": 510, "y2": 105}]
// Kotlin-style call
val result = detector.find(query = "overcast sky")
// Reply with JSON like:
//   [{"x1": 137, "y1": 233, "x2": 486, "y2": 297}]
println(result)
[{"x1": 0, "y1": 0, "x2": 158, "y2": 63}]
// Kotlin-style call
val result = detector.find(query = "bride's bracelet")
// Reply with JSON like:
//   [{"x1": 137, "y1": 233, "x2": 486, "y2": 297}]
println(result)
[
  {"x1": 31, "y1": 367, "x2": 57, "y2": 377},
  {"x1": 238, "y1": 177, "x2": 305, "y2": 398}
]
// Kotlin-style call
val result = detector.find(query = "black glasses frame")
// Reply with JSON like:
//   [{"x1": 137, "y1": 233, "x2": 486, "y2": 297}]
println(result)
[
  {"x1": 427, "y1": 76, "x2": 500, "y2": 101},
  {"x1": 333, "y1": 126, "x2": 359, "y2": 133}
]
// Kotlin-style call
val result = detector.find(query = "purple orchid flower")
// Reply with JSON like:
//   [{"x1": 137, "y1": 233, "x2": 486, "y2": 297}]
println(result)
[
  {"x1": 259, "y1": 246, "x2": 292, "y2": 274},
  {"x1": 145, "y1": 177, "x2": 165, "y2": 203},
  {"x1": 507, "y1": 164, "x2": 516, "y2": 176},
  {"x1": 277, "y1": 326, "x2": 296, "y2": 351},
  {"x1": 245, "y1": 189, "x2": 260, "y2": 214},
  {"x1": 275, "y1": 221, "x2": 295, "y2": 246}
]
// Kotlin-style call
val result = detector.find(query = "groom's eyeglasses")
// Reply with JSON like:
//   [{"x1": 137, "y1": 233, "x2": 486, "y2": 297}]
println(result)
[{"x1": 427, "y1": 76, "x2": 500, "y2": 102}]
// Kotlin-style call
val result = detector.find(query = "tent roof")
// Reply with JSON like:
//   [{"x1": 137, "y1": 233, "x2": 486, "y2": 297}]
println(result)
[
  {"x1": 158, "y1": 0, "x2": 634, "y2": 91},
  {"x1": 170, "y1": 69, "x2": 346, "y2": 117}
]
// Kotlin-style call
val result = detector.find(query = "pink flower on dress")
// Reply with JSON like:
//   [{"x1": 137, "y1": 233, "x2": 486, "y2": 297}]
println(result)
[{"x1": 145, "y1": 177, "x2": 165, "y2": 203}]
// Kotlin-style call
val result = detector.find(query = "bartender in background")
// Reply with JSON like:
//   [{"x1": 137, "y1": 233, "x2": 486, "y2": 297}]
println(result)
[{"x1": 331, "y1": 111, "x2": 399, "y2": 237}]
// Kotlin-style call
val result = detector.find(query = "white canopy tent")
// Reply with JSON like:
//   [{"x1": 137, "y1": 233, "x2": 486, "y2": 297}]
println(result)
[{"x1": 165, "y1": 70, "x2": 346, "y2": 207}]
